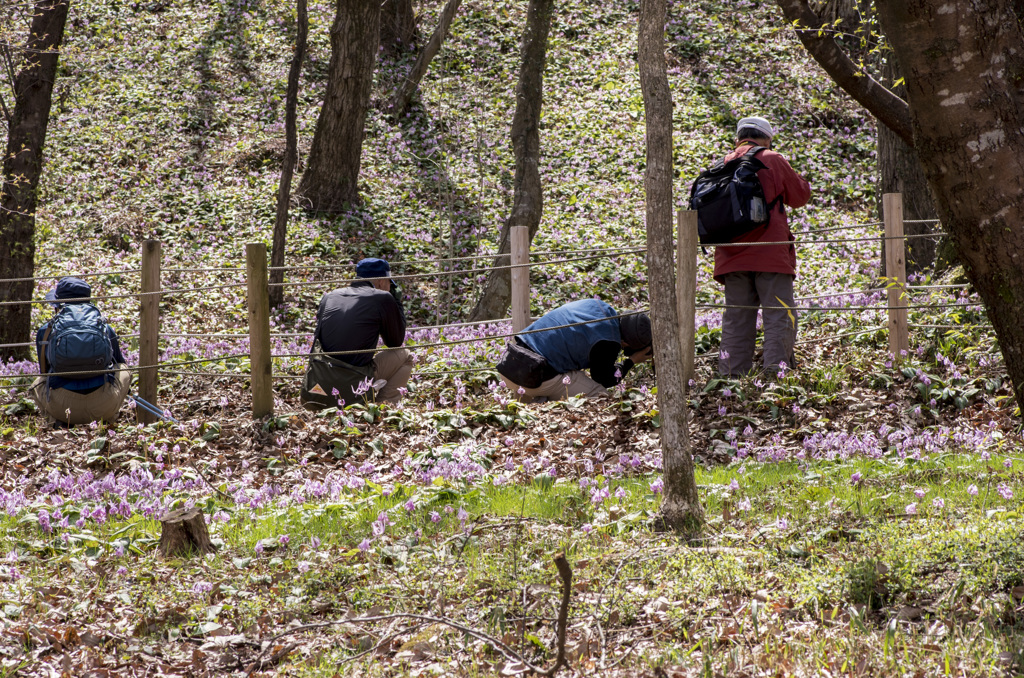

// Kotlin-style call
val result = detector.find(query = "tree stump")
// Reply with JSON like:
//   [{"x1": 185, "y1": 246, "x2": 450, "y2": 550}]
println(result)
[{"x1": 158, "y1": 508, "x2": 215, "y2": 557}]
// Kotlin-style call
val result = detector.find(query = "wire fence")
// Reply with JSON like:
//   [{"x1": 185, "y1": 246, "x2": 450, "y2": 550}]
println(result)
[{"x1": 0, "y1": 208, "x2": 1000, "y2": 412}]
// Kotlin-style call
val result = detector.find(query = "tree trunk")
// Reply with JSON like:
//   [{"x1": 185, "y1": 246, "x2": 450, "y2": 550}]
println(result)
[
  {"x1": 158, "y1": 508, "x2": 216, "y2": 557},
  {"x1": 875, "y1": 0, "x2": 1024, "y2": 412},
  {"x1": 269, "y1": 0, "x2": 308, "y2": 309},
  {"x1": 0, "y1": 0, "x2": 70, "y2": 361},
  {"x1": 638, "y1": 0, "x2": 703, "y2": 534},
  {"x1": 295, "y1": 0, "x2": 379, "y2": 212},
  {"x1": 775, "y1": 0, "x2": 914, "y2": 145},
  {"x1": 389, "y1": 0, "x2": 462, "y2": 118},
  {"x1": 380, "y1": 0, "x2": 417, "y2": 55},
  {"x1": 877, "y1": 54, "x2": 939, "y2": 276},
  {"x1": 468, "y1": 0, "x2": 553, "y2": 322}
]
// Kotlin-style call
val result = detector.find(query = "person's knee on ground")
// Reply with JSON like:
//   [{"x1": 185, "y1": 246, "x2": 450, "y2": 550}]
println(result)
[{"x1": 374, "y1": 348, "x2": 414, "y2": 404}]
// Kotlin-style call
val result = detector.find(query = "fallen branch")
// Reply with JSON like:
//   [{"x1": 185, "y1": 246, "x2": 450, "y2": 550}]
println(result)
[{"x1": 245, "y1": 553, "x2": 573, "y2": 675}]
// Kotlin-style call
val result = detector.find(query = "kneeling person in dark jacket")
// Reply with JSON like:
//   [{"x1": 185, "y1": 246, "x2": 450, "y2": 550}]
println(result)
[
  {"x1": 311, "y1": 258, "x2": 413, "y2": 405},
  {"x1": 497, "y1": 299, "x2": 652, "y2": 402},
  {"x1": 31, "y1": 277, "x2": 131, "y2": 426}
]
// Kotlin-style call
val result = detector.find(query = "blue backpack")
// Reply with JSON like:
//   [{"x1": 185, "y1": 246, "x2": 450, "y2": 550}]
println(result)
[{"x1": 45, "y1": 304, "x2": 114, "y2": 378}]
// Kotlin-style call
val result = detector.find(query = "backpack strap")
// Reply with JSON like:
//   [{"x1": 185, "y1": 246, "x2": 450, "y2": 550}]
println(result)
[
  {"x1": 39, "y1": 324, "x2": 53, "y2": 374},
  {"x1": 747, "y1": 145, "x2": 785, "y2": 215}
]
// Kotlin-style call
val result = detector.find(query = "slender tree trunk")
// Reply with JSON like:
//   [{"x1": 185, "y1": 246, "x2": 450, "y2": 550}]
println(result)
[
  {"x1": 468, "y1": 0, "x2": 553, "y2": 322},
  {"x1": 638, "y1": 0, "x2": 703, "y2": 533},
  {"x1": 875, "y1": 0, "x2": 1024, "y2": 412},
  {"x1": 390, "y1": 0, "x2": 462, "y2": 118},
  {"x1": 0, "y1": 0, "x2": 70, "y2": 361},
  {"x1": 269, "y1": 0, "x2": 308, "y2": 309},
  {"x1": 877, "y1": 54, "x2": 939, "y2": 276},
  {"x1": 295, "y1": 0, "x2": 379, "y2": 212},
  {"x1": 380, "y1": 0, "x2": 417, "y2": 55}
]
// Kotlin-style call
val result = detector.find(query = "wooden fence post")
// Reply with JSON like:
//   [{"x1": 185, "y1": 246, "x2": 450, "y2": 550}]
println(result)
[
  {"x1": 677, "y1": 210, "x2": 697, "y2": 390},
  {"x1": 884, "y1": 193, "x2": 909, "y2": 361},
  {"x1": 511, "y1": 225, "x2": 531, "y2": 333},
  {"x1": 138, "y1": 240, "x2": 161, "y2": 424},
  {"x1": 246, "y1": 243, "x2": 273, "y2": 418}
]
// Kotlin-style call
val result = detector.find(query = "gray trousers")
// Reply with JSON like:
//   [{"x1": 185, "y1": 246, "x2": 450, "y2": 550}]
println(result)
[{"x1": 719, "y1": 272, "x2": 797, "y2": 376}]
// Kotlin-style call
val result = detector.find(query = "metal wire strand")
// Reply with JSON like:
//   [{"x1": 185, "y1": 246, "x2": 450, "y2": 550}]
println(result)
[
  {"x1": 0, "y1": 310, "x2": 649, "y2": 380},
  {"x1": 0, "y1": 268, "x2": 143, "y2": 284},
  {"x1": 267, "y1": 250, "x2": 647, "y2": 288},
  {"x1": 697, "y1": 302, "x2": 977, "y2": 312}
]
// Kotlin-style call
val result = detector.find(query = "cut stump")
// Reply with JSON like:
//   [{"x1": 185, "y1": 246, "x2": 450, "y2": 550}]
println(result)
[{"x1": 158, "y1": 508, "x2": 215, "y2": 558}]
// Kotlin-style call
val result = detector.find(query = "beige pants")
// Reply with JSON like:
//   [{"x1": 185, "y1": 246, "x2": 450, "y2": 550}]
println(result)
[
  {"x1": 502, "y1": 370, "x2": 608, "y2": 403},
  {"x1": 373, "y1": 348, "x2": 413, "y2": 404},
  {"x1": 30, "y1": 365, "x2": 132, "y2": 425}
]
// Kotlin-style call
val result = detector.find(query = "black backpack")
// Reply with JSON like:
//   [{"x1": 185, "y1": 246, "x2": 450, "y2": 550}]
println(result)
[{"x1": 688, "y1": 145, "x2": 783, "y2": 245}]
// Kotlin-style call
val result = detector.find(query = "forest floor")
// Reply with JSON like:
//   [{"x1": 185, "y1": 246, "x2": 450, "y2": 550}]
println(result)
[
  {"x1": 1, "y1": 346, "x2": 1022, "y2": 676},
  {"x1": 2, "y1": 0, "x2": 1023, "y2": 674}
]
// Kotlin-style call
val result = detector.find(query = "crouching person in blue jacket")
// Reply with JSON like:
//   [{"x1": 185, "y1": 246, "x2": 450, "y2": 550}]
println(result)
[
  {"x1": 496, "y1": 299, "x2": 653, "y2": 402},
  {"x1": 30, "y1": 277, "x2": 131, "y2": 426}
]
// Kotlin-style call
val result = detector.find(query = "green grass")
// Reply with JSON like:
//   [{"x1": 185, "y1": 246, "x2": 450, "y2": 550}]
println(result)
[{"x1": 2, "y1": 451, "x2": 1021, "y2": 675}]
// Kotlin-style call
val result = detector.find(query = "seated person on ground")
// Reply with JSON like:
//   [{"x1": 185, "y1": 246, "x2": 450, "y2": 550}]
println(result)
[
  {"x1": 31, "y1": 277, "x2": 131, "y2": 426},
  {"x1": 300, "y1": 258, "x2": 413, "y2": 408},
  {"x1": 496, "y1": 298, "x2": 653, "y2": 402}
]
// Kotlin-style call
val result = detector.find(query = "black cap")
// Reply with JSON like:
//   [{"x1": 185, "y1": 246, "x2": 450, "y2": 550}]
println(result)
[{"x1": 620, "y1": 313, "x2": 652, "y2": 352}]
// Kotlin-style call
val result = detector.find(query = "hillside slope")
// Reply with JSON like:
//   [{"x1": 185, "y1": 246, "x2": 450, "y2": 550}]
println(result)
[{"x1": 25, "y1": 0, "x2": 874, "y2": 331}]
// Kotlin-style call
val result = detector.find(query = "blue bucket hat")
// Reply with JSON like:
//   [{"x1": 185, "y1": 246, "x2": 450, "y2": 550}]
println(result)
[
  {"x1": 45, "y1": 277, "x2": 91, "y2": 305},
  {"x1": 355, "y1": 258, "x2": 390, "y2": 280}
]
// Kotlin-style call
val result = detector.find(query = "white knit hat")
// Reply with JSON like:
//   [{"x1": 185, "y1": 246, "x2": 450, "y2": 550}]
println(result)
[{"x1": 736, "y1": 116, "x2": 774, "y2": 139}]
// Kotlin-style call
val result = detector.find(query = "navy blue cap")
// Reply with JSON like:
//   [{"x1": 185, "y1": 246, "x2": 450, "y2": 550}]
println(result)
[
  {"x1": 45, "y1": 277, "x2": 92, "y2": 304},
  {"x1": 355, "y1": 258, "x2": 390, "y2": 279}
]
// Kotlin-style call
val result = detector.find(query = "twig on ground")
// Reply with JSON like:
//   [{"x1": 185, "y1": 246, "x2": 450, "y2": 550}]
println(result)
[
  {"x1": 186, "y1": 456, "x2": 234, "y2": 503},
  {"x1": 245, "y1": 553, "x2": 575, "y2": 676}
]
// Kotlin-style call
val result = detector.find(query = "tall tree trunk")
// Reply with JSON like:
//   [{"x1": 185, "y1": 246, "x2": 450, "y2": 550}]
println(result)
[
  {"x1": 389, "y1": 0, "x2": 462, "y2": 118},
  {"x1": 0, "y1": 0, "x2": 70, "y2": 361},
  {"x1": 380, "y1": 0, "x2": 417, "y2": 55},
  {"x1": 638, "y1": 0, "x2": 703, "y2": 533},
  {"x1": 295, "y1": 0, "x2": 379, "y2": 212},
  {"x1": 875, "y1": 0, "x2": 1024, "y2": 412},
  {"x1": 877, "y1": 54, "x2": 939, "y2": 276},
  {"x1": 269, "y1": 0, "x2": 309, "y2": 309},
  {"x1": 468, "y1": 0, "x2": 553, "y2": 322}
]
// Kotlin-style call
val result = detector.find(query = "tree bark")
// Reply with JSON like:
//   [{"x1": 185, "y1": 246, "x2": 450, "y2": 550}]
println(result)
[
  {"x1": 877, "y1": 52, "x2": 939, "y2": 276},
  {"x1": 468, "y1": 0, "x2": 553, "y2": 322},
  {"x1": 874, "y1": 0, "x2": 1024, "y2": 412},
  {"x1": 389, "y1": 0, "x2": 462, "y2": 118},
  {"x1": 0, "y1": 0, "x2": 70, "y2": 361},
  {"x1": 158, "y1": 508, "x2": 216, "y2": 557},
  {"x1": 775, "y1": 0, "x2": 914, "y2": 145},
  {"x1": 269, "y1": 0, "x2": 308, "y2": 309},
  {"x1": 638, "y1": 0, "x2": 703, "y2": 534},
  {"x1": 295, "y1": 0, "x2": 379, "y2": 212},
  {"x1": 380, "y1": 0, "x2": 417, "y2": 55}
]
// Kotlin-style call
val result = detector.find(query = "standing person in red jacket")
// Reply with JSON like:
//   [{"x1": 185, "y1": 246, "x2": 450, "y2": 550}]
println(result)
[{"x1": 715, "y1": 116, "x2": 811, "y2": 377}]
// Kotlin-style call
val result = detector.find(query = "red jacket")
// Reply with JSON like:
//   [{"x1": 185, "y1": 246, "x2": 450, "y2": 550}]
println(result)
[{"x1": 713, "y1": 142, "x2": 811, "y2": 282}]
